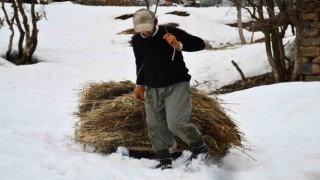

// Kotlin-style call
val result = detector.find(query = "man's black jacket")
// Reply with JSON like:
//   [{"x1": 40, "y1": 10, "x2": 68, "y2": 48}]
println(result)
[{"x1": 132, "y1": 26, "x2": 205, "y2": 88}]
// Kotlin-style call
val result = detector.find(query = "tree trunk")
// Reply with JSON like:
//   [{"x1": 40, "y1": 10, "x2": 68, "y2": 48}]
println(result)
[
  {"x1": 29, "y1": 0, "x2": 39, "y2": 61},
  {"x1": 264, "y1": 30, "x2": 282, "y2": 82},
  {"x1": 236, "y1": 0, "x2": 246, "y2": 44},
  {"x1": 291, "y1": 26, "x2": 303, "y2": 80},
  {"x1": 17, "y1": 0, "x2": 32, "y2": 64},
  {"x1": 271, "y1": 28, "x2": 286, "y2": 80},
  {"x1": 6, "y1": 17, "x2": 14, "y2": 62},
  {"x1": 288, "y1": 1, "x2": 305, "y2": 81},
  {"x1": 12, "y1": 1, "x2": 25, "y2": 59}
]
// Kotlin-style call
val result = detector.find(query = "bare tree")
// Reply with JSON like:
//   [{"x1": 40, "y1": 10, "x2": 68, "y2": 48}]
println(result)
[
  {"x1": 1, "y1": 0, "x2": 44, "y2": 65},
  {"x1": 240, "y1": 0, "x2": 304, "y2": 82}
]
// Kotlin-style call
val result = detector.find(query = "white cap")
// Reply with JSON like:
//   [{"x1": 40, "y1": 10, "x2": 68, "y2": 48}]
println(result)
[{"x1": 133, "y1": 9, "x2": 156, "y2": 32}]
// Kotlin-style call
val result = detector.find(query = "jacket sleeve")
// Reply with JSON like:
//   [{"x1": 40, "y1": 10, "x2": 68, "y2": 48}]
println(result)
[
  {"x1": 169, "y1": 27, "x2": 205, "y2": 52},
  {"x1": 132, "y1": 38, "x2": 146, "y2": 85}
]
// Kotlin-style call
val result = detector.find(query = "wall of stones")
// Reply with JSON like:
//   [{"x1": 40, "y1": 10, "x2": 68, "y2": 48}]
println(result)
[{"x1": 301, "y1": 1, "x2": 320, "y2": 80}]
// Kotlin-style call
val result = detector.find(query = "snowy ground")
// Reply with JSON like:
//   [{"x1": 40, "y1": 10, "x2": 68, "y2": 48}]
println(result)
[{"x1": 0, "y1": 2, "x2": 319, "y2": 180}]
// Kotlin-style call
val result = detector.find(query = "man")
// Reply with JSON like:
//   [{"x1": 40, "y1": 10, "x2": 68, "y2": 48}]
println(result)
[{"x1": 132, "y1": 8, "x2": 209, "y2": 170}]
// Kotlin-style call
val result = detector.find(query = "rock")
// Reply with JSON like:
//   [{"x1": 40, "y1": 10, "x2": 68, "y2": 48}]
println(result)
[
  {"x1": 302, "y1": 63, "x2": 313, "y2": 74},
  {"x1": 301, "y1": 63, "x2": 320, "y2": 74},
  {"x1": 304, "y1": 8, "x2": 314, "y2": 14},
  {"x1": 303, "y1": 13, "x2": 319, "y2": 21},
  {"x1": 302, "y1": 57, "x2": 312, "y2": 63},
  {"x1": 304, "y1": 28, "x2": 319, "y2": 37},
  {"x1": 307, "y1": 1, "x2": 318, "y2": 9},
  {"x1": 302, "y1": 46, "x2": 320, "y2": 57},
  {"x1": 312, "y1": 56, "x2": 320, "y2": 63},
  {"x1": 305, "y1": 75, "x2": 320, "y2": 81},
  {"x1": 301, "y1": 37, "x2": 320, "y2": 47},
  {"x1": 310, "y1": 21, "x2": 320, "y2": 28},
  {"x1": 312, "y1": 64, "x2": 320, "y2": 74}
]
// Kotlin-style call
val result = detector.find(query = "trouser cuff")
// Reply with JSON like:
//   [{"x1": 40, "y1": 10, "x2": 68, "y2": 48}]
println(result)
[
  {"x1": 156, "y1": 149, "x2": 172, "y2": 161},
  {"x1": 190, "y1": 138, "x2": 205, "y2": 148}
]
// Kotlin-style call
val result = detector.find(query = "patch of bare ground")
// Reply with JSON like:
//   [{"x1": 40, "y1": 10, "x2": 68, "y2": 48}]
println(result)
[
  {"x1": 115, "y1": 14, "x2": 133, "y2": 20},
  {"x1": 166, "y1": 11, "x2": 190, "y2": 16},
  {"x1": 210, "y1": 73, "x2": 276, "y2": 94}
]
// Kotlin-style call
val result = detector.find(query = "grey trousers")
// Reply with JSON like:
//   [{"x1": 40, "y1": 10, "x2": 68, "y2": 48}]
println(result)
[{"x1": 145, "y1": 81, "x2": 201, "y2": 152}]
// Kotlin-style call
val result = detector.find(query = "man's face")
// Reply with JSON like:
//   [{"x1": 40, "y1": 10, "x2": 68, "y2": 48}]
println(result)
[{"x1": 139, "y1": 21, "x2": 156, "y2": 38}]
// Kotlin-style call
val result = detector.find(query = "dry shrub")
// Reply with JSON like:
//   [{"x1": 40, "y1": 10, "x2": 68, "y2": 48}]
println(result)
[{"x1": 74, "y1": 81, "x2": 244, "y2": 159}]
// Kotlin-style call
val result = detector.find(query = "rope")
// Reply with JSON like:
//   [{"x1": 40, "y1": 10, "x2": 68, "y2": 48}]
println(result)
[{"x1": 164, "y1": 26, "x2": 176, "y2": 61}]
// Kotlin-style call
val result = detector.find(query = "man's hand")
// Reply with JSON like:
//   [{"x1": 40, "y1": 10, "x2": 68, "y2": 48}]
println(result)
[
  {"x1": 163, "y1": 33, "x2": 181, "y2": 50},
  {"x1": 134, "y1": 85, "x2": 145, "y2": 101}
]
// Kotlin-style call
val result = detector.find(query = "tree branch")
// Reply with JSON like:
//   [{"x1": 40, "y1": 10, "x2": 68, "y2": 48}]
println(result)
[
  {"x1": 231, "y1": 60, "x2": 247, "y2": 84},
  {"x1": 154, "y1": 0, "x2": 160, "y2": 15},
  {"x1": 1, "y1": 1, "x2": 15, "y2": 61}
]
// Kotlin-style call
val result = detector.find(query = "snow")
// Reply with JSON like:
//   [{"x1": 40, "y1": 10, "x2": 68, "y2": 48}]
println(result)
[{"x1": 0, "y1": 2, "x2": 319, "y2": 180}]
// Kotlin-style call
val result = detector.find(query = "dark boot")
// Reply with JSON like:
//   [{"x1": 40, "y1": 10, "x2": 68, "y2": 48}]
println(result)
[
  {"x1": 152, "y1": 149, "x2": 173, "y2": 170},
  {"x1": 189, "y1": 138, "x2": 209, "y2": 160},
  {"x1": 153, "y1": 159, "x2": 173, "y2": 170}
]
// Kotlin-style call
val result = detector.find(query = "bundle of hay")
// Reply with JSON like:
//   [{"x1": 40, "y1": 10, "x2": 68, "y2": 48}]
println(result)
[{"x1": 74, "y1": 81, "x2": 244, "y2": 159}]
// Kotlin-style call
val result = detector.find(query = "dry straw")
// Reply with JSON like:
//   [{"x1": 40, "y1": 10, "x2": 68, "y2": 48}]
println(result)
[{"x1": 74, "y1": 81, "x2": 244, "y2": 159}]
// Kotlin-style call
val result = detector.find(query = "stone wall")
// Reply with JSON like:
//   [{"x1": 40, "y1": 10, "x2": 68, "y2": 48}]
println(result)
[{"x1": 301, "y1": 1, "x2": 320, "y2": 80}]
